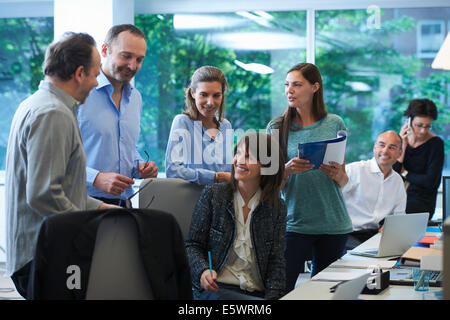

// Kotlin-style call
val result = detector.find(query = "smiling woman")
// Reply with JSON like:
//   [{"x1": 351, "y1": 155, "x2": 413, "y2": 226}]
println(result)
[
  {"x1": 165, "y1": 66, "x2": 233, "y2": 185},
  {"x1": 185, "y1": 132, "x2": 287, "y2": 300}
]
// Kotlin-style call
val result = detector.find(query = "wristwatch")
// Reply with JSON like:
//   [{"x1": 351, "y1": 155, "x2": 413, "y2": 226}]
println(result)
[{"x1": 401, "y1": 170, "x2": 408, "y2": 178}]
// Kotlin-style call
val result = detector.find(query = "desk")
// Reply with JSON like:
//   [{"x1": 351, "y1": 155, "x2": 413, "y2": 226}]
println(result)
[{"x1": 281, "y1": 233, "x2": 442, "y2": 300}]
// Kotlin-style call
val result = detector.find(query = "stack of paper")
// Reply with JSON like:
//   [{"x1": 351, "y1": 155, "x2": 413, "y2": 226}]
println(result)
[
  {"x1": 311, "y1": 269, "x2": 370, "y2": 282},
  {"x1": 329, "y1": 259, "x2": 397, "y2": 270},
  {"x1": 400, "y1": 246, "x2": 442, "y2": 266}
]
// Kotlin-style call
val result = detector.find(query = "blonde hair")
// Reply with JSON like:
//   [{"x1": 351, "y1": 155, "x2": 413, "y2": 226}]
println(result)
[{"x1": 183, "y1": 66, "x2": 228, "y2": 125}]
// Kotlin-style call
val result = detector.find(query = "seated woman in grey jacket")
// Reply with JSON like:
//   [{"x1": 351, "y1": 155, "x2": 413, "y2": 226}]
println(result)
[{"x1": 185, "y1": 132, "x2": 287, "y2": 300}]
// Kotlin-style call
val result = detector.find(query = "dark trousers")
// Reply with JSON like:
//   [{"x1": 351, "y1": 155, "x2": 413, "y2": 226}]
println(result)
[
  {"x1": 93, "y1": 197, "x2": 129, "y2": 208},
  {"x1": 285, "y1": 232, "x2": 348, "y2": 292},
  {"x1": 11, "y1": 261, "x2": 32, "y2": 299},
  {"x1": 194, "y1": 283, "x2": 264, "y2": 300}
]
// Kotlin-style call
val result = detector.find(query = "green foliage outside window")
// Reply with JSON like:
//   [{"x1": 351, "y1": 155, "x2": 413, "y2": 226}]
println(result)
[
  {"x1": 0, "y1": 17, "x2": 53, "y2": 170},
  {"x1": 0, "y1": 11, "x2": 448, "y2": 173},
  {"x1": 135, "y1": 10, "x2": 449, "y2": 172}
]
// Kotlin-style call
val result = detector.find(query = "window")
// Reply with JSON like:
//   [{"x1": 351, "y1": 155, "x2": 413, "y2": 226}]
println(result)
[
  {"x1": 0, "y1": 17, "x2": 53, "y2": 170},
  {"x1": 417, "y1": 20, "x2": 445, "y2": 58},
  {"x1": 135, "y1": 7, "x2": 450, "y2": 175},
  {"x1": 315, "y1": 8, "x2": 450, "y2": 164},
  {"x1": 135, "y1": 12, "x2": 307, "y2": 169}
]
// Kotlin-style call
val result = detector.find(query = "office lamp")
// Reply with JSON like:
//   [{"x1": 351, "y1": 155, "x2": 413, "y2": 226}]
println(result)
[{"x1": 431, "y1": 31, "x2": 450, "y2": 70}]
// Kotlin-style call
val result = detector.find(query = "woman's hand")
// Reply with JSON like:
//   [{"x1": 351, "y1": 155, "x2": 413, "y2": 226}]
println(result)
[
  {"x1": 399, "y1": 122, "x2": 412, "y2": 150},
  {"x1": 319, "y1": 161, "x2": 348, "y2": 188},
  {"x1": 284, "y1": 157, "x2": 315, "y2": 178},
  {"x1": 398, "y1": 122, "x2": 411, "y2": 163},
  {"x1": 200, "y1": 269, "x2": 219, "y2": 291}
]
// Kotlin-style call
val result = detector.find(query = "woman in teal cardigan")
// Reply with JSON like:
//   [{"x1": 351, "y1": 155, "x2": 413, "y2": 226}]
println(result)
[{"x1": 267, "y1": 63, "x2": 352, "y2": 292}]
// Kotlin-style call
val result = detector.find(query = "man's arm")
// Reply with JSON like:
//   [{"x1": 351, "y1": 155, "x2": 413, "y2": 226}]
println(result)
[{"x1": 26, "y1": 111, "x2": 82, "y2": 214}]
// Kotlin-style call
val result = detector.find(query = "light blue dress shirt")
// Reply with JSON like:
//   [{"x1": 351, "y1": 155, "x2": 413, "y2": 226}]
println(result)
[
  {"x1": 77, "y1": 71, "x2": 144, "y2": 200},
  {"x1": 165, "y1": 114, "x2": 233, "y2": 185}
]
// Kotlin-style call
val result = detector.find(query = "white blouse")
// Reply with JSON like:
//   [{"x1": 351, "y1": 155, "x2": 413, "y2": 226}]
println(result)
[{"x1": 216, "y1": 188, "x2": 264, "y2": 292}]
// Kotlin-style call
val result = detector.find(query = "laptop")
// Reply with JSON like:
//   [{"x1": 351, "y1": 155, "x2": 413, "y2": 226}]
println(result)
[
  {"x1": 331, "y1": 272, "x2": 371, "y2": 300},
  {"x1": 389, "y1": 267, "x2": 442, "y2": 287},
  {"x1": 350, "y1": 212, "x2": 429, "y2": 258}
]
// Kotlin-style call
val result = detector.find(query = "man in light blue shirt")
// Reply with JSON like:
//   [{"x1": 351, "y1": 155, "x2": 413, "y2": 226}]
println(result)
[{"x1": 78, "y1": 24, "x2": 157, "y2": 207}]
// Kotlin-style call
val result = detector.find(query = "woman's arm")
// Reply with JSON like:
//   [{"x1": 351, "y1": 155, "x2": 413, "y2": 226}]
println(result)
[
  {"x1": 263, "y1": 200, "x2": 287, "y2": 299},
  {"x1": 165, "y1": 115, "x2": 216, "y2": 185}
]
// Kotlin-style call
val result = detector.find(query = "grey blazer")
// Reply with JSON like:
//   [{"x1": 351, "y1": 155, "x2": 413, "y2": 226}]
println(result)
[{"x1": 185, "y1": 182, "x2": 287, "y2": 300}]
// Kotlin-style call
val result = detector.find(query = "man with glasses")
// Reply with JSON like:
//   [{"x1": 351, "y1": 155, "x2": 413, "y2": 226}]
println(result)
[
  {"x1": 5, "y1": 32, "x2": 120, "y2": 299},
  {"x1": 77, "y1": 24, "x2": 158, "y2": 208},
  {"x1": 319, "y1": 131, "x2": 406, "y2": 249}
]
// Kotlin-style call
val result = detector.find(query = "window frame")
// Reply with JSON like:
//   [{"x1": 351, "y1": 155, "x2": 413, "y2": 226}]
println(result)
[{"x1": 417, "y1": 19, "x2": 445, "y2": 58}]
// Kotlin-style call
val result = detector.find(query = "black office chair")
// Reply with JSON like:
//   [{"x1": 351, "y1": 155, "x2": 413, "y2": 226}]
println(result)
[
  {"x1": 138, "y1": 178, "x2": 204, "y2": 240},
  {"x1": 85, "y1": 214, "x2": 153, "y2": 299},
  {"x1": 28, "y1": 208, "x2": 192, "y2": 300}
]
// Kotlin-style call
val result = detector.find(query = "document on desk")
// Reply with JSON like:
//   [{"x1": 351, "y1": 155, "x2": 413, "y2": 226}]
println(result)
[
  {"x1": 329, "y1": 259, "x2": 397, "y2": 270},
  {"x1": 311, "y1": 269, "x2": 371, "y2": 282}
]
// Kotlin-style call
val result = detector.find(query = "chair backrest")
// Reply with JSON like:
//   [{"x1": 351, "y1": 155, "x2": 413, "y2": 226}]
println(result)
[
  {"x1": 138, "y1": 178, "x2": 204, "y2": 239},
  {"x1": 86, "y1": 214, "x2": 153, "y2": 300}
]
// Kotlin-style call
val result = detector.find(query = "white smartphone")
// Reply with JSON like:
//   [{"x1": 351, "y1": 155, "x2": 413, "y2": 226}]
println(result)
[{"x1": 406, "y1": 117, "x2": 412, "y2": 133}]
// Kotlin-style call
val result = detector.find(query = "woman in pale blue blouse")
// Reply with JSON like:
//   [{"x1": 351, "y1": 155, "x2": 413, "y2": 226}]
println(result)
[{"x1": 165, "y1": 66, "x2": 233, "y2": 185}]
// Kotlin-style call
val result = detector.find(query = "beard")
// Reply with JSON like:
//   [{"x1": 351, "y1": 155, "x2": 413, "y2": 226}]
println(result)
[{"x1": 113, "y1": 65, "x2": 137, "y2": 82}]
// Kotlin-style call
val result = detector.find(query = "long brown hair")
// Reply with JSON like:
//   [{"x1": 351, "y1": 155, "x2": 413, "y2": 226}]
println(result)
[
  {"x1": 183, "y1": 66, "x2": 228, "y2": 126},
  {"x1": 229, "y1": 132, "x2": 285, "y2": 208},
  {"x1": 274, "y1": 63, "x2": 327, "y2": 158}
]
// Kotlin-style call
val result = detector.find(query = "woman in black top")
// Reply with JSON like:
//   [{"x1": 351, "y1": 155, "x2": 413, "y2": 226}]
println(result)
[{"x1": 393, "y1": 99, "x2": 444, "y2": 220}]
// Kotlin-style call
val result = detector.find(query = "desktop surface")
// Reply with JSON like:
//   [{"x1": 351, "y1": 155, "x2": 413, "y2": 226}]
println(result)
[{"x1": 281, "y1": 229, "x2": 443, "y2": 300}]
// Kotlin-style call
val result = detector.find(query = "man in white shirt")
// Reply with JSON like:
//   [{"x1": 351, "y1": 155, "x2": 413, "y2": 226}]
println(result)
[{"x1": 319, "y1": 131, "x2": 406, "y2": 249}]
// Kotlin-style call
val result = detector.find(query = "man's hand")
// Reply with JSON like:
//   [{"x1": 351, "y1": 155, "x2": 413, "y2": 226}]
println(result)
[
  {"x1": 93, "y1": 172, "x2": 134, "y2": 196},
  {"x1": 319, "y1": 161, "x2": 348, "y2": 188},
  {"x1": 138, "y1": 161, "x2": 158, "y2": 179},
  {"x1": 215, "y1": 172, "x2": 231, "y2": 183}
]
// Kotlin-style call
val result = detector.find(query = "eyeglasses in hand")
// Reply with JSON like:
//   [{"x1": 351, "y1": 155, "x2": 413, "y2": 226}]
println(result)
[{"x1": 125, "y1": 179, "x2": 155, "y2": 209}]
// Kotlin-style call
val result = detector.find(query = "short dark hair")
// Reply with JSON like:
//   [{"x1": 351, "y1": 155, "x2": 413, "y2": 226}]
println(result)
[
  {"x1": 404, "y1": 98, "x2": 438, "y2": 121},
  {"x1": 43, "y1": 32, "x2": 96, "y2": 81},
  {"x1": 104, "y1": 24, "x2": 145, "y2": 46},
  {"x1": 229, "y1": 132, "x2": 285, "y2": 208}
]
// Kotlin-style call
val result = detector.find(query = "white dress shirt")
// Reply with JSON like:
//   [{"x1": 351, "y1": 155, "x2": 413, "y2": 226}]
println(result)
[
  {"x1": 217, "y1": 189, "x2": 264, "y2": 292},
  {"x1": 341, "y1": 158, "x2": 406, "y2": 232}
]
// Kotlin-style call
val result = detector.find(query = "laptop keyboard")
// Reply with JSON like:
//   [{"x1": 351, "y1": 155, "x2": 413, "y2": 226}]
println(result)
[{"x1": 389, "y1": 268, "x2": 442, "y2": 287}]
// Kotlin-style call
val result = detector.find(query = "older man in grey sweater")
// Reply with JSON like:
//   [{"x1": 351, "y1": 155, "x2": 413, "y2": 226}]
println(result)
[{"x1": 5, "y1": 32, "x2": 119, "y2": 299}]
